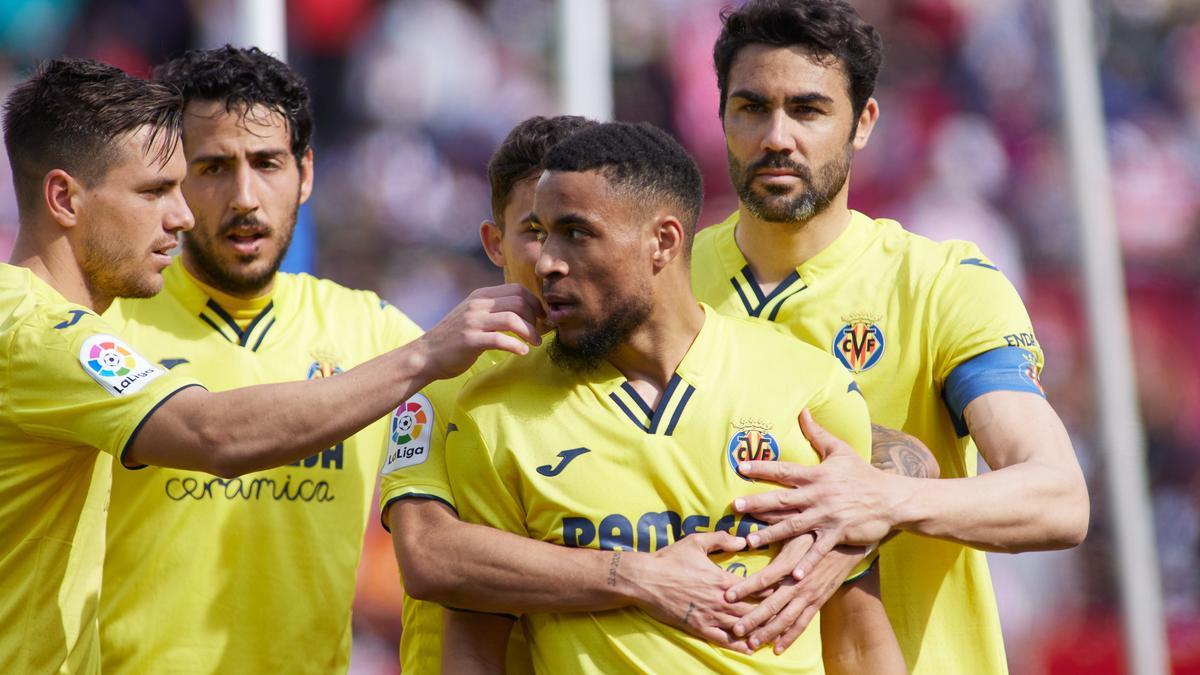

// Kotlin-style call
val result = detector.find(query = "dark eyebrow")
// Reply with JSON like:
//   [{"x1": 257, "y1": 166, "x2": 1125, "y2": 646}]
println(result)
[
  {"x1": 189, "y1": 148, "x2": 290, "y2": 166},
  {"x1": 551, "y1": 213, "x2": 593, "y2": 228},
  {"x1": 728, "y1": 89, "x2": 835, "y2": 108},
  {"x1": 136, "y1": 177, "x2": 179, "y2": 192}
]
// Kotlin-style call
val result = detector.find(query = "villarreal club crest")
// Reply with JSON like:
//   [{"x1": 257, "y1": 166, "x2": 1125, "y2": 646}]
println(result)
[
  {"x1": 833, "y1": 313, "x2": 885, "y2": 373},
  {"x1": 727, "y1": 419, "x2": 780, "y2": 481}
]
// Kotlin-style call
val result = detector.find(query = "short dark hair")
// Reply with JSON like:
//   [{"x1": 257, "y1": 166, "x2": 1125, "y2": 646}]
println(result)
[
  {"x1": 3, "y1": 58, "x2": 183, "y2": 217},
  {"x1": 487, "y1": 115, "x2": 597, "y2": 230},
  {"x1": 713, "y1": 0, "x2": 883, "y2": 120},
  {"x1": 153, "y1": 45, "x2": 312, "y2": 162},
  {"x1": 542, "y1": 121, "x2": 703, "y2": 253}
]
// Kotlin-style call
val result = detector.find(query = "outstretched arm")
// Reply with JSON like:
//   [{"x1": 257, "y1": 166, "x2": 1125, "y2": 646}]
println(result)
[
  {"x1": 127, "y1": 285, "x2": 542, "y2": 477},
  {"x1": 735, "y1": 394, "x2": 1087, "y2": 554},
  {"x1": 389, "y1": 499, "x2": 755, "y2": 652}
]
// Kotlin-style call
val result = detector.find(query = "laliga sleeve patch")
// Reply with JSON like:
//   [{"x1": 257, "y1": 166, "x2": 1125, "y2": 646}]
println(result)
[
  {"x1": 78, "y1": 334, "x2": 165, "y2": 397},
  {"x1": 382, "y1": 393, "x2": 434, "y2": 474}
]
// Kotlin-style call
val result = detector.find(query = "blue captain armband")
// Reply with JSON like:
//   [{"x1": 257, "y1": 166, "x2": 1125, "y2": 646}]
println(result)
[{"x1": 943, "y1": 346, "x2": 1046, "y2": 437}]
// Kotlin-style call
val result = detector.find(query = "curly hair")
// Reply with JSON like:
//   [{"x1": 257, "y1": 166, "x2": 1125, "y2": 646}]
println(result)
[
  {"x1": 542, "y1": 121, "x2": 703, "y2": 253},
  {"x1": 3, "y1": 58, "x2": 183, "y2": 215},
  {"x1": 487, "y1": 115, "x2": 597, "y2": 230},
  {"x1": 153, "y1": 45, "x2": 312, "y2": 162},
  {"x1": 713, "y1": 0, "x2": 883, "y2": 120}
]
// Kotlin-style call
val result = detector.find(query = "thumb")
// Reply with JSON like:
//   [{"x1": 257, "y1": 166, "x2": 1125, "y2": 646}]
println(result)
[
  {"x1": 692, "y1": 531, "x2": 748, "y2": 554},
  {"x1": 798, "y1": 408, "x2": 842, "y2": 461}
]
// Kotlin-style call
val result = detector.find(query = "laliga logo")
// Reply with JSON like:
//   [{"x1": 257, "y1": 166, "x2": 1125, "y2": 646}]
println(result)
[
  {"x1": 727, "y1": 419, "x2": 779, "y2": 481},
  {"x1": 86, "y1": 340, "x2": 137, "y2": 377},
  {"x1": 391, "y1": 400, "x2": 428, "y2": 445},
  {"x1": 833, "y1": 314, "x2": 885, "y2": 373}
]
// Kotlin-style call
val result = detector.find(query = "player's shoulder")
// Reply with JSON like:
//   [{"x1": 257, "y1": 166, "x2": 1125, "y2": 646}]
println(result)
[
  {"x1": 695, "y1": 211, "x2": 738, "y2": 249},
  {"x1": 457, "y1": 344, "x2": 559, "y2": 415},
  {"x1": 279, "y1": 271, "x2": 421, "y2": 334},
  {"x1": 0, "y1": 265, "x2": 112, "y2": 348},
  {"x1": 865, "y1": 215, "x2": 999, "y2": 288},
  {"x1": 708, "y1": 310, "x2": 844, "y2": 382}
]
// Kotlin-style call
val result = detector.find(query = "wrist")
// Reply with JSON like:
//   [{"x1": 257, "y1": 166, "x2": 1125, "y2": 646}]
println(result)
[
  {"x1": 608, "y1": 549, "x2": 650, "y2": 608},
  {"x1": 884, "y1": 473, "x2": 924, "y2": 532}
]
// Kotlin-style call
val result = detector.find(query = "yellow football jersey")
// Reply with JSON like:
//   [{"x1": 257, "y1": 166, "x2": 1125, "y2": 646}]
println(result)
[
  {"x1": 377, "y1": 350, "x2": 534, "y2": 675},
  {"x1": 0, "y1": 263, "x2": 200, "y2": 674},
  {"x1": 99, "y1": 259, "x2": 422, "y2": 674},
  {"x1": 446, "y1": 306, "x2": 872, "y2": 674},
  {"x1": 693, "y1": 210, "x2": 1045, "y2": 675}
]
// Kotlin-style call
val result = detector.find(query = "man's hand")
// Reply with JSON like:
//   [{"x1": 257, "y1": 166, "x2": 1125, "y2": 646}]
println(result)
[
  {"x1": 733, "y1": 409, "x2": 907, "y2": 578},
  {"x1": 622, "y1": 532, "x2": 756, "y2": 654},
  {"x1": 414, "y1": 284, "x2": 544, "y2": 380},
  {"x1": 727, "y1": 540, "x2": 868, "y2": 653}
]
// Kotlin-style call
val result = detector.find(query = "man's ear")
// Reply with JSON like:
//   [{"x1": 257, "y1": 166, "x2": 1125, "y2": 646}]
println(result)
[
  {"x1": 44, "y1": 169, "x2": 82, "y2": 229},
  {"x1": 852, "y1": 97, "x2": 880, "y2": 151},
  {"x1": 298, "y1": 147, "x2": 315, "y2": 205},
  {"x1": 650, "y1": 215, "x2": 686, "y2": 272},
  {"x1": 479, "y1": 219, "x2": 506, "y2": 268}
]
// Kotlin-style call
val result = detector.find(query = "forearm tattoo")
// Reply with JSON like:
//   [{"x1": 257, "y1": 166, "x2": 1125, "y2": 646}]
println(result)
[
  {"x1": 871, "y1": 424, "x2": 935, "y2": 478},
  {"x1": 607, "y1": 550, "x2": 622, "y2": 587}
]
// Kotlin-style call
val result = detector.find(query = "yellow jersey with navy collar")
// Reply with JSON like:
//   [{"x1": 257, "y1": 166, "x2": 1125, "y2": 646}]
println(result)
[
  {"x1": 446, "y1": 305, "x2": 873, "y2": 674},
  {"x1": 99, "y1": 258, "x2": 422, "y2": 674},
  {"x1": 692, "y1": 210, "x2": 1047, "y2": 675},
  {"x1": 0, "y1": 263, "x2": 200, "y2": 674},
  {"x1": 377, "y1": 350, "x2": 534, "y2": 675}
]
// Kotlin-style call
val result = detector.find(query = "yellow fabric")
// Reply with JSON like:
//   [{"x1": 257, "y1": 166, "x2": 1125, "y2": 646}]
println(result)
[
  {"x1": 377, "y1": 350, "x2": 533, "y2": 675},
  {"x1": 692, "y1": 211, "x2": 1043, "y2": 675},
  {"x1": 182, "y1": 265, "x2": 273, "y2": 330},
  {"x1": 99, "y1": 258, "x2": 422, "y2": 674},
  {"x1": 0, "y1": 263, "x2": 198, "y2": 674},
  {"x1": 446, "y1": 307, "x2": 872, "y2": 674}
]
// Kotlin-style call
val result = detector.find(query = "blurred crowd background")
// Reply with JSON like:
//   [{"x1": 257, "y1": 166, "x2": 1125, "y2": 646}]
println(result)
[{"x1": 1, "y1": 0, "x2": 1197, "y2": 672}]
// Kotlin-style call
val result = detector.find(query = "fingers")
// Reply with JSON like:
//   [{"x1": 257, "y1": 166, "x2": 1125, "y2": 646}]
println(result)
[
  {"x1": 743, "y1": 513, "x2": 822, "y2": 548},
  {"x1": 725, "y1": 552, "x2": 799, "y2": 602},
  {"x1": 734, "y1": 460, "x2": 814, "y2": 487},
  {"x1": 688, "y1": 531, "x2": 747, "y2": 554},
  {"x1": 750, "y1": 510, "x2": 798, "y2": 525},
  {"x1": 789, "y1": 534, "x2": 837, "y2": 580},
  {"x1": 729, "y1": 581, "x2": 806, "y2": 638},
  {"x1": 798, "y1": 408, "x2": 851, "y2": 460},
  {"x1": 695, "y1": 627, "x2": 753, "y2": 655},
  {"x1": 770, "y1": 603, "x2": 821, "y2": 654},
  {"x1": 733, "y1": 487, "x2": 812, "y2": 515}
]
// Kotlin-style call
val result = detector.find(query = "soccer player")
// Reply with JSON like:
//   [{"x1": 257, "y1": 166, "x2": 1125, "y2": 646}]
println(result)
[
  {"x1": 0, "y1": 58, "x2": 537, "y2": 674},
  {"x1": 382, "y1": 115, "x2": 753, "y2": 673},
  {"x1": 92, "y1": 46, "x2": 526, "y2": 673},
  {"x1": 443, "y1": 121, "x2": 906, "y2": 674},
  {"x1": 383, "y1": 116, "x2": 938, "y2": 672},
  {"x1": 689, "y1": 1, "x2": 1090, "y2": 672}
]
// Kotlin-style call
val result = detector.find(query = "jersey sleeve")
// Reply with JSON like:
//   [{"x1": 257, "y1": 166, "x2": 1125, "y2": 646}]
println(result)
[
  {"x1": 4, "y1": 310, "x2": 202, "y2": 460},
  {"x1": 805, "y1": 359, "x2": 877, "y2": 580},
  {"x1": 378, "y1": 373, "x2": 464, "y2": 530},
  {"x1": 929, "y1": 244, "x2": 1047, "y2": 435},
  {"x1": 377, "y1": 298, "x2": 424, "y2": 349},
  {"x1": 444, "y1": 407, "x2": 528, "y2": 538},
  {"x1": 806, "y1": 361, "x2": 872, "y2": 464}
]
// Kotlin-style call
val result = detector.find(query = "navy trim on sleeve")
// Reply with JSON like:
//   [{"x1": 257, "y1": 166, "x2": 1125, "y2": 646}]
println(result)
[
  {"x1": 842, "y1": 552, "x2": 879, "y2": 586},
  {"x1": 446, "y1": 606, "x2": 519, "y2": 621},
  {"x1": 943, "y1": 346, "x2": 1046, "y2": 437},
  {"x1": 119, "y1": 383, "x2": 207, "y2": 470},
  {"x1": 379, "y1": 493, "x2": 459, "y2": 532}
]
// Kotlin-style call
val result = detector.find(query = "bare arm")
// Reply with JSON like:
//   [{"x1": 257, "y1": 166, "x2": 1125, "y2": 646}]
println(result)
[
  {"x1": 819, "y1": 567, "x2": 906, "y2": 675},
  {"x1": 127, "y1": 285, "x2": 542, "y2": 478},
  {"x1": 388, "y1": 499, "x2": 754, "y2": 652},
  {"x1": 442, "y1": 610, "x2": 514, "y2": 675},
  {"x1": 735, "y1": 393, "x2": 1088, "y2": 553},
  {"x1": 890, "y1": 390, "x2": 1088, "y2": 551}
]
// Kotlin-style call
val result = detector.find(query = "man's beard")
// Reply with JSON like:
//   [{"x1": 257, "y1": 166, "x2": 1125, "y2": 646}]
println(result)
[
  {"x1": 548, "y1": 294, "x2": 652, "y2": 374},
  {"x1": 183, "y1": 203, "x2": 297, "y2": 296},
  {"x1": 728, "y1": 145, "x2": 851, "y2": 226},
  {"x1": 80, "y1": 230, "x2": 161, "y2": 302}
]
